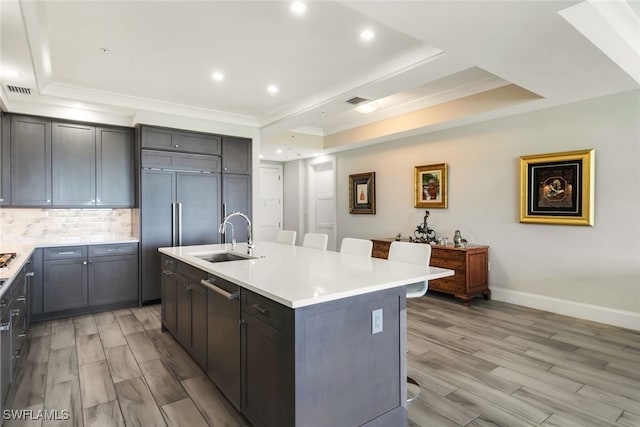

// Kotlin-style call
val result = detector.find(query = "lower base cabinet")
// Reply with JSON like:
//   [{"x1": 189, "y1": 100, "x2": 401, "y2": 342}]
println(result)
[
  {"x1": 206, "y1": 274, "x2": 241, "y2": 410},
  {"x1": 241, "y1": 290, "x2": 293, "y2": 427},
  {"x1": 163, "y1": 257, "x2": 207, "y2": 369},
  {"x1": 38, "y1": 243, "x2": 138, "y2": 321},
  {"x1": 1, "y1": 254, "x2": 33, "y2": 415}
]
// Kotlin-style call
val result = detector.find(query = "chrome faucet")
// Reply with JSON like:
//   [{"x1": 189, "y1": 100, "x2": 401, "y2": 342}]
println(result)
[{"x1": 219, "y1": 212, "x2": 253, "y2": 255}]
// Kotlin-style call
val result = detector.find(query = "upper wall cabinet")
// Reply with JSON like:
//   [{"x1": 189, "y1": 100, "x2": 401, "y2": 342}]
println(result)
[
  {"x1": 222, "y1": 136, "x2": 251, "y2": 174},
  {"x1": 0, "y1": 113, "x2": 10, "y2": 205},
  {"x1": 11, "y1": 115, "x2": 52, "y2": 206},
  {"x1": 141, "y1": 126, "x2": 221, "y2": 156},
  {"x1": 96, "y1": 127, "x2": 134, "y2": 207},
  {"x1": 5, "y1": 114, "x2": 134, "y2": 208},
  {"x1": 52, "y1": 122, "x2": 96, "y2": 206}
]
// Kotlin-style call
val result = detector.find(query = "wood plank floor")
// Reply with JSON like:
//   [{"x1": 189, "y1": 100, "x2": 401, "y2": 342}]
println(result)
[{"x1": 4, "y1": 295, "x2": 639, "y2": 426}]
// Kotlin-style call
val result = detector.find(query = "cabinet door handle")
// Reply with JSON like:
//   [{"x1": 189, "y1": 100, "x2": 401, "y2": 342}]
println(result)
[
  {"x1": 82, "y1": 260, "x2": 88, "y2": 265},
  {"x1": 0, "y1": 323, "x2": 9, "y2": 332},
  {"x1": 18, "y1": 332, "x2": 27, "y2": 338},
  {"x1": 178, "y1": 203, "x2": 183, "y2": 246},
  {"x1": 171, "y1": 203, "x2": 177, "y2": 246},
  {"x1": 26, "y1": 272, "x2": 35, "y2": 277},
  {"x1": 16, "y1": 297, "x2": 26, "y2": 302},
  {"x1": 162, "y1": 270, "x2": 173, "y2": 276},
  {"x1": 200, "y1": 279, "x2": 239, "y2": 300},
  {"x1": 11, "y1": 309, "x2": 20, "y2": 317},
  {"x1": 251, "y1": 304, "x2": 270, "y2": 316}
]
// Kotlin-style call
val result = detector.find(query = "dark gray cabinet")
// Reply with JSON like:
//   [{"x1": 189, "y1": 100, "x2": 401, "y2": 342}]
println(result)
[
  {"x1": 96, "y1": 127, "x2": 134, "y2": 207},
  {"x1": 222, "y1": 137, "x2": 251, "y2": 174},
  {"x1": 88, "y1": 244, "x2": 138, "y2": 306},
  {"x1": 52, "y1": 122, "x2": 96, "y2": 206},
  {"x1": 161, "y1": 256, "x2": 177, "y2": 333},
  {"x1": 140, "y1": 160, "x2": 220, "y2": 303},
  {"x1": 206, "y1": 274, "x2": 241, "y2": 410},
  {"x1": 41, "y1": 244, "x2": 138, "y2": 317},
  {"x1": 141, "y1": 126, "x2": 221, "y2": 155},
  {"x1": 43, "y1": 246, "x2": 89, "y2": 312},
  {"x1": 0, "y1": 254, "x2": 33, "y2": 415},
  {"x1": 241, "y1": 290, "x2": 294, "y2": 427},
  {"x1": 4, "y1": 114, "x2": 134, "y2": 208},
  {"x1": 0, "y1": 113, "x2": 9, "y2": 205},
  {"x1": 29, "y1": 248, "x2": 43, "y2": 318},
  {"x1": 223, "y1": 174, "x2": 252, "y2": 243},
  {"x1": 172, "y1": 261, "x2": 207, "y2": 369},
  {"x1": 10, "y1": 115, "x2": 52, "y2": 206}
]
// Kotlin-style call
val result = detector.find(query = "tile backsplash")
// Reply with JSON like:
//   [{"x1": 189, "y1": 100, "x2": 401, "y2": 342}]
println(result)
[{"x1": 0, "y1": 208, "x2": 135, "y2": 243}]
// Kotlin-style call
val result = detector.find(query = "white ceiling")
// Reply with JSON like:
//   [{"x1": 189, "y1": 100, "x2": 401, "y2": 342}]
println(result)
[{"x1": 1, "y1": 0, "x2": 638, "y2": 161}]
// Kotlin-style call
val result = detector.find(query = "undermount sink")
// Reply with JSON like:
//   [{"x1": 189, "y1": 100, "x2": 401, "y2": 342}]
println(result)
[{"x1": 194, "y1": 252, "x2": 257, "y2": 263}]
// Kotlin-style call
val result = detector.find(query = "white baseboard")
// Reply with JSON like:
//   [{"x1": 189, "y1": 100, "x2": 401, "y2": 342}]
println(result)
[{"x1": 490, "y1": 287, "x2": 640, "y2": 331}]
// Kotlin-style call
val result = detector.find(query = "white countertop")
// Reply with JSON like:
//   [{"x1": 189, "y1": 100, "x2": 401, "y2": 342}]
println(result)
[
  {"x1": 159, "y1": 242, "x2": 454, "y2": 308},
  {"x1": 0, "y1": 237, "x2": 139, "y2": 283}
]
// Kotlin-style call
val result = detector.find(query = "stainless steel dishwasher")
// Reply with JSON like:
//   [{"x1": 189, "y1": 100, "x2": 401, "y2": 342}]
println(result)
[{"x1": 201, "y1": 273, "x2": 241, "y2": 410}]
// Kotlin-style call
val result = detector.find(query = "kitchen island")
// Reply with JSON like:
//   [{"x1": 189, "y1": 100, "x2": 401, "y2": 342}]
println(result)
[{"x1": 159, "y1": 242, "x2": 453, "y2": 427}]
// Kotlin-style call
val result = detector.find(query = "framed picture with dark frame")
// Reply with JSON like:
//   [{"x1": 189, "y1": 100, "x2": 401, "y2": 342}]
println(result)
[
  {"x1": 520, "y1": 149, "x2": 594, "y2": 226},
  {"x1": 349, "y1": 172, "x2": 376, "y2": 214},
  {"x1": 414, "y1": 163, "x2": 448, "y2": 208}
]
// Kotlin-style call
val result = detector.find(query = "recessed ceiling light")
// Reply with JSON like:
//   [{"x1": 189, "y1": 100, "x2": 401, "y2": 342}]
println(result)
[
  {"x1": 276, "y1": 149, "x2": 283, "y2": 154},
  {"x1": 290, "y1": 2, "x2": 306, "y2": 14},
  {"x1": 267, "y1": 85, "x2": 279, "y2": 94},
  {"x1": 259, "y1": 154, "x2": 264, "y2": 159},
  {"x1": 99, "y1": 47, "x2": 110, "y2": 55},
  {"x1": 211, "y1": 71, "x2": 224, "y2": 81},
  {"x1": 360, "y1": 29, "x2": 375, "y2": 41},
  {"x1": 355, "y1": 102, "x2": 377, "y2": 114}
]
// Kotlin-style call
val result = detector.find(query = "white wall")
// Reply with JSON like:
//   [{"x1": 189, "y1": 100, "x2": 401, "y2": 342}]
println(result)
[
  {"x1": 333, "y1": 90, "x2": 640, "y2": 329},
  {"x1": 283, "y1": 160, "x2": 305, "y2": 246}
]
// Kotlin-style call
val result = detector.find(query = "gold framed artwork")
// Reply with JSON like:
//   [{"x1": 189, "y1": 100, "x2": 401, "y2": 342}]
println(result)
[
  {"x1": 520, "y1": 149, "x2": 594, "y2": 226},
  {"x1": 349, "y1": 172, "x2": 376, "y2": 214},
  {"x1": 414, "y1": 163, "x2": 447, "y2": 208}
]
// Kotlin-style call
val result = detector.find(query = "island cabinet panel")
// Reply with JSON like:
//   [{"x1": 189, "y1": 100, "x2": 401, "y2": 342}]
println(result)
[
  {"x1": 371, "y1": 238, "x2": 490, "y2": 306},
  {"x1": 173, "y1": 261, "x2": 208, "y2": 369},
  {"x1": 206, "y1": 274, "x2": 241, "y2": 411},
  {"x1": 241, "y1": 290, "x2": 294, "y2": 427},
  {"x1": 161, "y1": 256, "x2": 177, "y2": 333},
  {"x1": 292, "y1": 288, "x2": 407, "y2": 427}
]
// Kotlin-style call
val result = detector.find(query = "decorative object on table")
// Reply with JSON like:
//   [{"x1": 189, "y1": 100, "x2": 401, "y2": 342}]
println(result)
[
  {"x1": 453, "y1": 230, "x2": 463, "y2": 247},
  {"x1": 414, "y1": 163, "x2": 448, "y2": 209},
  {"x1": 412, "y1": 210, "x2": 437, "y2": 243},
  {"x1": 395, "y1": 233, "x2": 402, "y2": 241},
  {"x1": 349, "y1": 172, "x2": 376, "y2": 214},
  {"x1": 520, "y1": 149, "x2": 594, "y2": 226}
]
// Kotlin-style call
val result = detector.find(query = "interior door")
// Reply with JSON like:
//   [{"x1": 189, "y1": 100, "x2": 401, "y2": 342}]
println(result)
[
  {"x1": 307, "y1": 158, "x2": 336, "y2": 251},
  {"x1": 257, "y1": 164, "x2": 283, "y2": 242},
  {"x1": 177, "y1": 172, "x2": 221, "y2": 246}
]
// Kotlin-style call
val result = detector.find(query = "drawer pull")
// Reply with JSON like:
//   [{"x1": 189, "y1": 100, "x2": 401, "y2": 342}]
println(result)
[
  {"x1": 200, "y1": 280, "x2": 239, "y2": 300},
  {"x1": 57, "y1": 251, "x2": 76, "y2": 255},
  {"x1": 0, "y1": 323, "x2": 9, "y2": 332},
  {"x1": 16, "y1": 297, "x2": 26, "y2": 302},
  {"x1": 162, "y1": 270, "x2": 174, "y2": 276},
  {"x1": 18, "y1": 332, "x2": 27, "y2": 338},
  {"x1": 26, "y1": 272, "x2": 35, "y2": 277},
  {"x1": 251, "y1": 304, "x2": 270, "y2": 316}
]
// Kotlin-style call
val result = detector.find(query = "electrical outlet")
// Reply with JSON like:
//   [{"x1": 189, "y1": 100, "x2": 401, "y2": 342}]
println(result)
[{"x1": 372, "y1": 309, "x2": 383, "y2": 334}]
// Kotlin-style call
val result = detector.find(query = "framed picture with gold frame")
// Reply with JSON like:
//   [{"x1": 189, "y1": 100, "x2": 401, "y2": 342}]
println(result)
[
  {"x1": 520, "y1": 149, "x2": 594, "y2": 226},
  {"x1": 414, "y1": 163, "x2": 447, "y2": 208},
  {"x1": 349, "y1": 172, "x2": 376, "y2": 214}
]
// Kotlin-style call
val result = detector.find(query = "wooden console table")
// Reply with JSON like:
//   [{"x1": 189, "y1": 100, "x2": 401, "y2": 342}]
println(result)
[{"x1": 371, "y1": 238, "x2": 490, "y2": 306}]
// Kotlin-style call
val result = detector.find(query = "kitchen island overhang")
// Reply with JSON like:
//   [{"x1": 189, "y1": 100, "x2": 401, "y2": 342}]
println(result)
[{"x1": 159, "y1": 242, "x2": 454, "y2": 427}]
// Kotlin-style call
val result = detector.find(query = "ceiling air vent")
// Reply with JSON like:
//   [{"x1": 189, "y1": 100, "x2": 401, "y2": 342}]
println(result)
[
  {"x1": 346, "y1": 96, "x2": 369, "y2": 105},
  {"x1": 6, "y1": 85, "x2": 32, "y2": 95}
]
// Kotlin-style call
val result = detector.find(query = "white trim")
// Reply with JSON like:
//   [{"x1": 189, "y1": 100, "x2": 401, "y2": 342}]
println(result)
[{"x1": 491, "y1": 287, "x2": 640, "y2": 331}]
